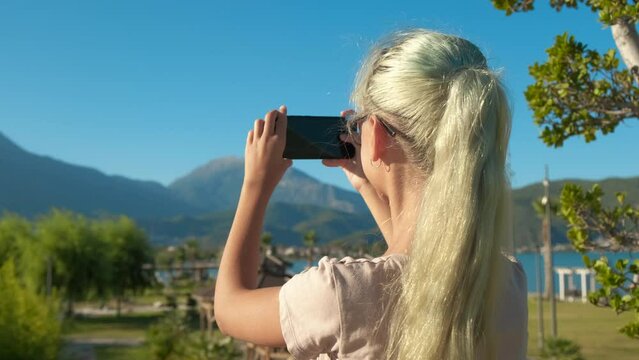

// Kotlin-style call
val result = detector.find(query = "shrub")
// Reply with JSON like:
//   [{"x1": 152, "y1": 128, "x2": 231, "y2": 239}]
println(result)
[
  {"x1": 146, "y1": 311, "x2": 241, "y2": 360},
  {"x1": 0, "y1": 259, "x2": 61, "y2": 360},
  {"x1": 147, "y1": 311, "x2": 189, "y2": 360},
  {"x1": 185, "y1": 332, "x2": 242, "y2": 360},
  {"x1": 540, "y1": 337, "x2": 585, "y2": 360}
]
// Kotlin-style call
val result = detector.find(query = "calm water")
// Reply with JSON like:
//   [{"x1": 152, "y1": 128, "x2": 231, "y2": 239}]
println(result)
[
  {"x1": 172, "y1": 251, "x2": 635, "y2": 294},
  {"x1": 288, "y1": 251, "x2": 636, "y2": 294},
  {"x1": 514, "y1": 251, "x2": 635, "y2": 294}
]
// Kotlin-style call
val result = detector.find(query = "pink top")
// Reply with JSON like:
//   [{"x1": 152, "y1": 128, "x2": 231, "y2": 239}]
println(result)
[{"x1": 278, "y1": 253, "x2": 528, "y2": 359}]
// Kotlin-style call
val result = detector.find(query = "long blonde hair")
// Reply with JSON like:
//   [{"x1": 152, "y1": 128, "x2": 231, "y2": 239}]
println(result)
[{"x1": 351, "y1": 29, "x2": 512, "y2": 359}]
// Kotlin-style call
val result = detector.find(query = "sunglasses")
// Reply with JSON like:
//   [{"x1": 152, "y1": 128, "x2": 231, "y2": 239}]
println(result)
[{"x1": 347, "y1": 113, "x2": 398, "y2": 145}]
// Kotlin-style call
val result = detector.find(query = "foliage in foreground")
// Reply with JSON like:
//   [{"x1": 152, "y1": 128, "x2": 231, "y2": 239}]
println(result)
[
  {"x1": 561, "y1": 184, "x2": 639, "y2": 339},
  {"x1": 492, "y1": 0, "x2": 639, "y2": 340},
  {"x1": 540, "y1": 337, "x2": 585, "y2": 360},
  {"x1": 493, "y1": 0, "x2": 639, "y2": 147},
  {"x1": 147, "y1": 311, "x2": 241, "y2": 360},
  {"x1": 0, "y1": 209, "x2": 153, "y2": 315},
  {"x1": 0, "y1": 260, "x2": 61, "y2": 360}
]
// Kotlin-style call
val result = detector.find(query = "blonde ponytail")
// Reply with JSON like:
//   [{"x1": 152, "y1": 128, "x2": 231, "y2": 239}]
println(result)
[{"x1": 351, "y1": 29, "x2": 512, "y2": 359}]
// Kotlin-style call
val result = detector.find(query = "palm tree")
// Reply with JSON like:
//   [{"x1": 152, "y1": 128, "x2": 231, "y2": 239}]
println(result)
[
  {"x1": 261, "y1": 232, "x2": 273, "y2": 255},
  {"x1": 303, "y1": 230, "x2": 317, "y2": 269}
]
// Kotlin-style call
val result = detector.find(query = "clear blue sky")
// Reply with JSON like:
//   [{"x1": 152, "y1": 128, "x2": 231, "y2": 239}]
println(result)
[{"x1": 1, "y1": 0, "x2": 637, "y2": 190}]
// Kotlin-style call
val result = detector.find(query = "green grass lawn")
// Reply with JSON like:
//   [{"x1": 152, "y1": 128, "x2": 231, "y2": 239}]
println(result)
[
  {"x1": 527, "y1": 297, "x2": 639, "y2": 359},
  {"x1": 94, "y1": 345, "x2": 151, "y2": 360},
  {"x1": 63, "y1": 312, "x2": 164, "y2": 340},
  {"x1": 62, "y1": 299, "x2": 639, "y2": 360}
]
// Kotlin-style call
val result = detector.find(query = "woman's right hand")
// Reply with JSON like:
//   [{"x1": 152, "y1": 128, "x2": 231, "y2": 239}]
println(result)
[{"x1": 322, "y1": 110, "x2": 370, "y2": 193}]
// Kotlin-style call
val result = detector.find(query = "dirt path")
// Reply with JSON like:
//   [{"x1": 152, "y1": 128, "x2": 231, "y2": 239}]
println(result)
[
  {"x1": 59, "y1": 341, "x2": 96, "y2": 360},
  {"x1": 60, "y1": 338, "x2": 144, "y2": 360}
]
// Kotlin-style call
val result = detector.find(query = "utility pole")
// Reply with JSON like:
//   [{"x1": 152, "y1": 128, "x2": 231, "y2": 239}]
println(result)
[{"x1": 542, "y1": 165, "x2": 558, "y2": 337}]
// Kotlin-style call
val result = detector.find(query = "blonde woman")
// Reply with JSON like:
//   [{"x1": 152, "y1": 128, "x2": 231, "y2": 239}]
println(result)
[{"x1": 214, "y1": 29, "x2": 528, "y2": 359}]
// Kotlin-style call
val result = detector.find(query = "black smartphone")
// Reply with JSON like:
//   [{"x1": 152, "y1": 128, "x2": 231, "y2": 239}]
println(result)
[{"x1": 283, "y1": 115, "x2": 355, "y2": 159}]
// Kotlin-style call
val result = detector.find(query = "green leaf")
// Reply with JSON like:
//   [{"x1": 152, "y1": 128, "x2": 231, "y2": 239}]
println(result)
[
  {"x1": 616, "y1": 259, "x2": 629, "y2": 272},
  {"x1": 616, "y1": 192, "x2": 626, "y2": 204}
]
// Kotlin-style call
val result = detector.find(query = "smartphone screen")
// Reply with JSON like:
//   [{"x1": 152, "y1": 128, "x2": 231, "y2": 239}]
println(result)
[{"x1": 283, "y1": 116, "x2": 355, "y2": 159}]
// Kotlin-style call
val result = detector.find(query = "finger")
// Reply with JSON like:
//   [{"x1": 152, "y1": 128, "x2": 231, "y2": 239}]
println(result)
[
  {"x1": 264, "y1": 110, "x2": 278, "y2": 136},
  {"x1": 322, "y1": 159, "x2": 338, "y2": 167},
  {"x1": 322, "y1": 158, "x2": 347, "y2": 168},
  {"x1": 254, "y1": 119, "x2": 265, "y2": 138},
  {"x1": 284, "y1": 158, "x2": 293, "y2": 168},
  {"x1": 340, "y1": 109, "x2": 355, "y2": 118},
  {"x1": 275, "y1": 105, "x2": 287, "y2": 137},
  {"x1": 247, "y1": 129, "x2": 254, "y2": 145}
]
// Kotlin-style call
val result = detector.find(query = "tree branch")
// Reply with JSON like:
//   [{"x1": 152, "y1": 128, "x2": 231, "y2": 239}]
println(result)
[{"x1": 611, "y1": 18, "x2": 639, "y2": 84}]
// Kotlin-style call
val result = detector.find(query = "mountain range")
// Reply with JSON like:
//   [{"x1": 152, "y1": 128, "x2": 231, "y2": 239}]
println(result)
[
  {"x1": 169, "y1": 156, "x2": 367, "y2": 214},
  {"x1": 0, "y1": 132, "x2": 197, "y2": 218},
  {"x1": 1, "y1": 131, "x2": 637, "y2": 249}
]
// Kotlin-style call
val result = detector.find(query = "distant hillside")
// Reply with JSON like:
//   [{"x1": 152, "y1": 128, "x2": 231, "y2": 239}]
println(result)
[
  {"x1": 139, "y1": 201, "x2": 378, "y2": 247},
  {"x1": 512, "y1": 177, "x2": 639, "y2": 250},
  {"x1": 1, "y1": 131, "x2": 637, "y2": 250},
  {"x1": 151, "y1": 176, "x2": 639, "y2": 249},
  {"x1": 0, "y1": 132, "x2": 199, "y2": 218},
  {"x1": 169, "y1": 156, "x2": 367, "y2": 214}
]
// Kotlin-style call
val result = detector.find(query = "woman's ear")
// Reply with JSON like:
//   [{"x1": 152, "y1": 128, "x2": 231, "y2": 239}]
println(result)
[{"x1": 369, "y1": 115, "x2": 389, "y2": 162}]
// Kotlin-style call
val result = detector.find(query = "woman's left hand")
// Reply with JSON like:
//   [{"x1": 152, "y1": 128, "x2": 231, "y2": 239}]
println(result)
[{"x1": 243, "y1": 105, "x2": 293, "y2": 195}]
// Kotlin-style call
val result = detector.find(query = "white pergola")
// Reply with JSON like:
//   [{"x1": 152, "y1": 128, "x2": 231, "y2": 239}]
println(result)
[{"x1": 554, "y1": 267, "x2": 596, "y2": 303}]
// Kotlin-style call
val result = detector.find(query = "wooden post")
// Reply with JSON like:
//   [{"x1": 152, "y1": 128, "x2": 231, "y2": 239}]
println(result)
[
  {"x1": 542, "y1": 165, "x2": 558, "y2": 337},
  {"x1": 536, "y1": 246, "x2": 544, "y2": 351}
]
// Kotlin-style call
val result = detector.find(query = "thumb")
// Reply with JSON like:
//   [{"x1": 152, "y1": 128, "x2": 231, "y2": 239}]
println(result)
[
  {"x1": 322, "y1": 158, "x2": 348, "y2": 168},
  {"x1": 285, "y1": 158, "x2": 293, "y2": 168}
]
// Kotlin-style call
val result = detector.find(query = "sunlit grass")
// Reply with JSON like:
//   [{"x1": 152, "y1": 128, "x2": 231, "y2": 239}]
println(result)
[
  {"x1": 94, "y1": 345, "x2": 150, "y2": 360},
  {"x1": 527, "y1": 297, "x2": 639, "y2": 359},
  {"x1": 63, "y1": 298, "x2": 639, "y2": 359},
  {"x1": 63, "y1": 312, "x2": 164, "y2": 340}
]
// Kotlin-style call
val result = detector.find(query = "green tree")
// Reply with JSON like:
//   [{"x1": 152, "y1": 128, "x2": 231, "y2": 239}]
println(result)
[
  {"x1": 0, "y1": 259, "x2": 61, "y2": 360},
  {"x1": 560, "y1": 184, "x2": 639, "y2": 338},
  {"x1": 156, "y1": 246, "x2": 176, "y2": 267},
  {"x1": 98, "y1": 216, "x2": 152, "y2": 317},
  {"x1": 0, "y1": 213, "x2": 34, "y2": 275},
  {"x1": 36, "y1": 209, "x2": 110, "y2": 315},
  {"x1": 492, "y1": 0, "x2": 639, "y2": 338},
  {"x1": 492, "y1": 0, "x2": 639, "y2": 146},
  {"x1": 260, "y1": 232, "x2": 273, "y2": 255},
  {"x1": 184, "y1": 238, "x2": 202, "y2": 263}
]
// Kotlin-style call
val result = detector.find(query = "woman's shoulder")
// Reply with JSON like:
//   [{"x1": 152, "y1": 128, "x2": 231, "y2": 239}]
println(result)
[
  {"x1": 314, "y1": 253, "x2": 408, "y2": 275},
  {"x1": 500, "y1": 252, "x2": 527, "y2": 290},
  {"x1": 304, "y1": 254, "x2": 407, "y2": 295},
  {"x1": 318, "y1": 253, "x2": 408, "y2": 265}
]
